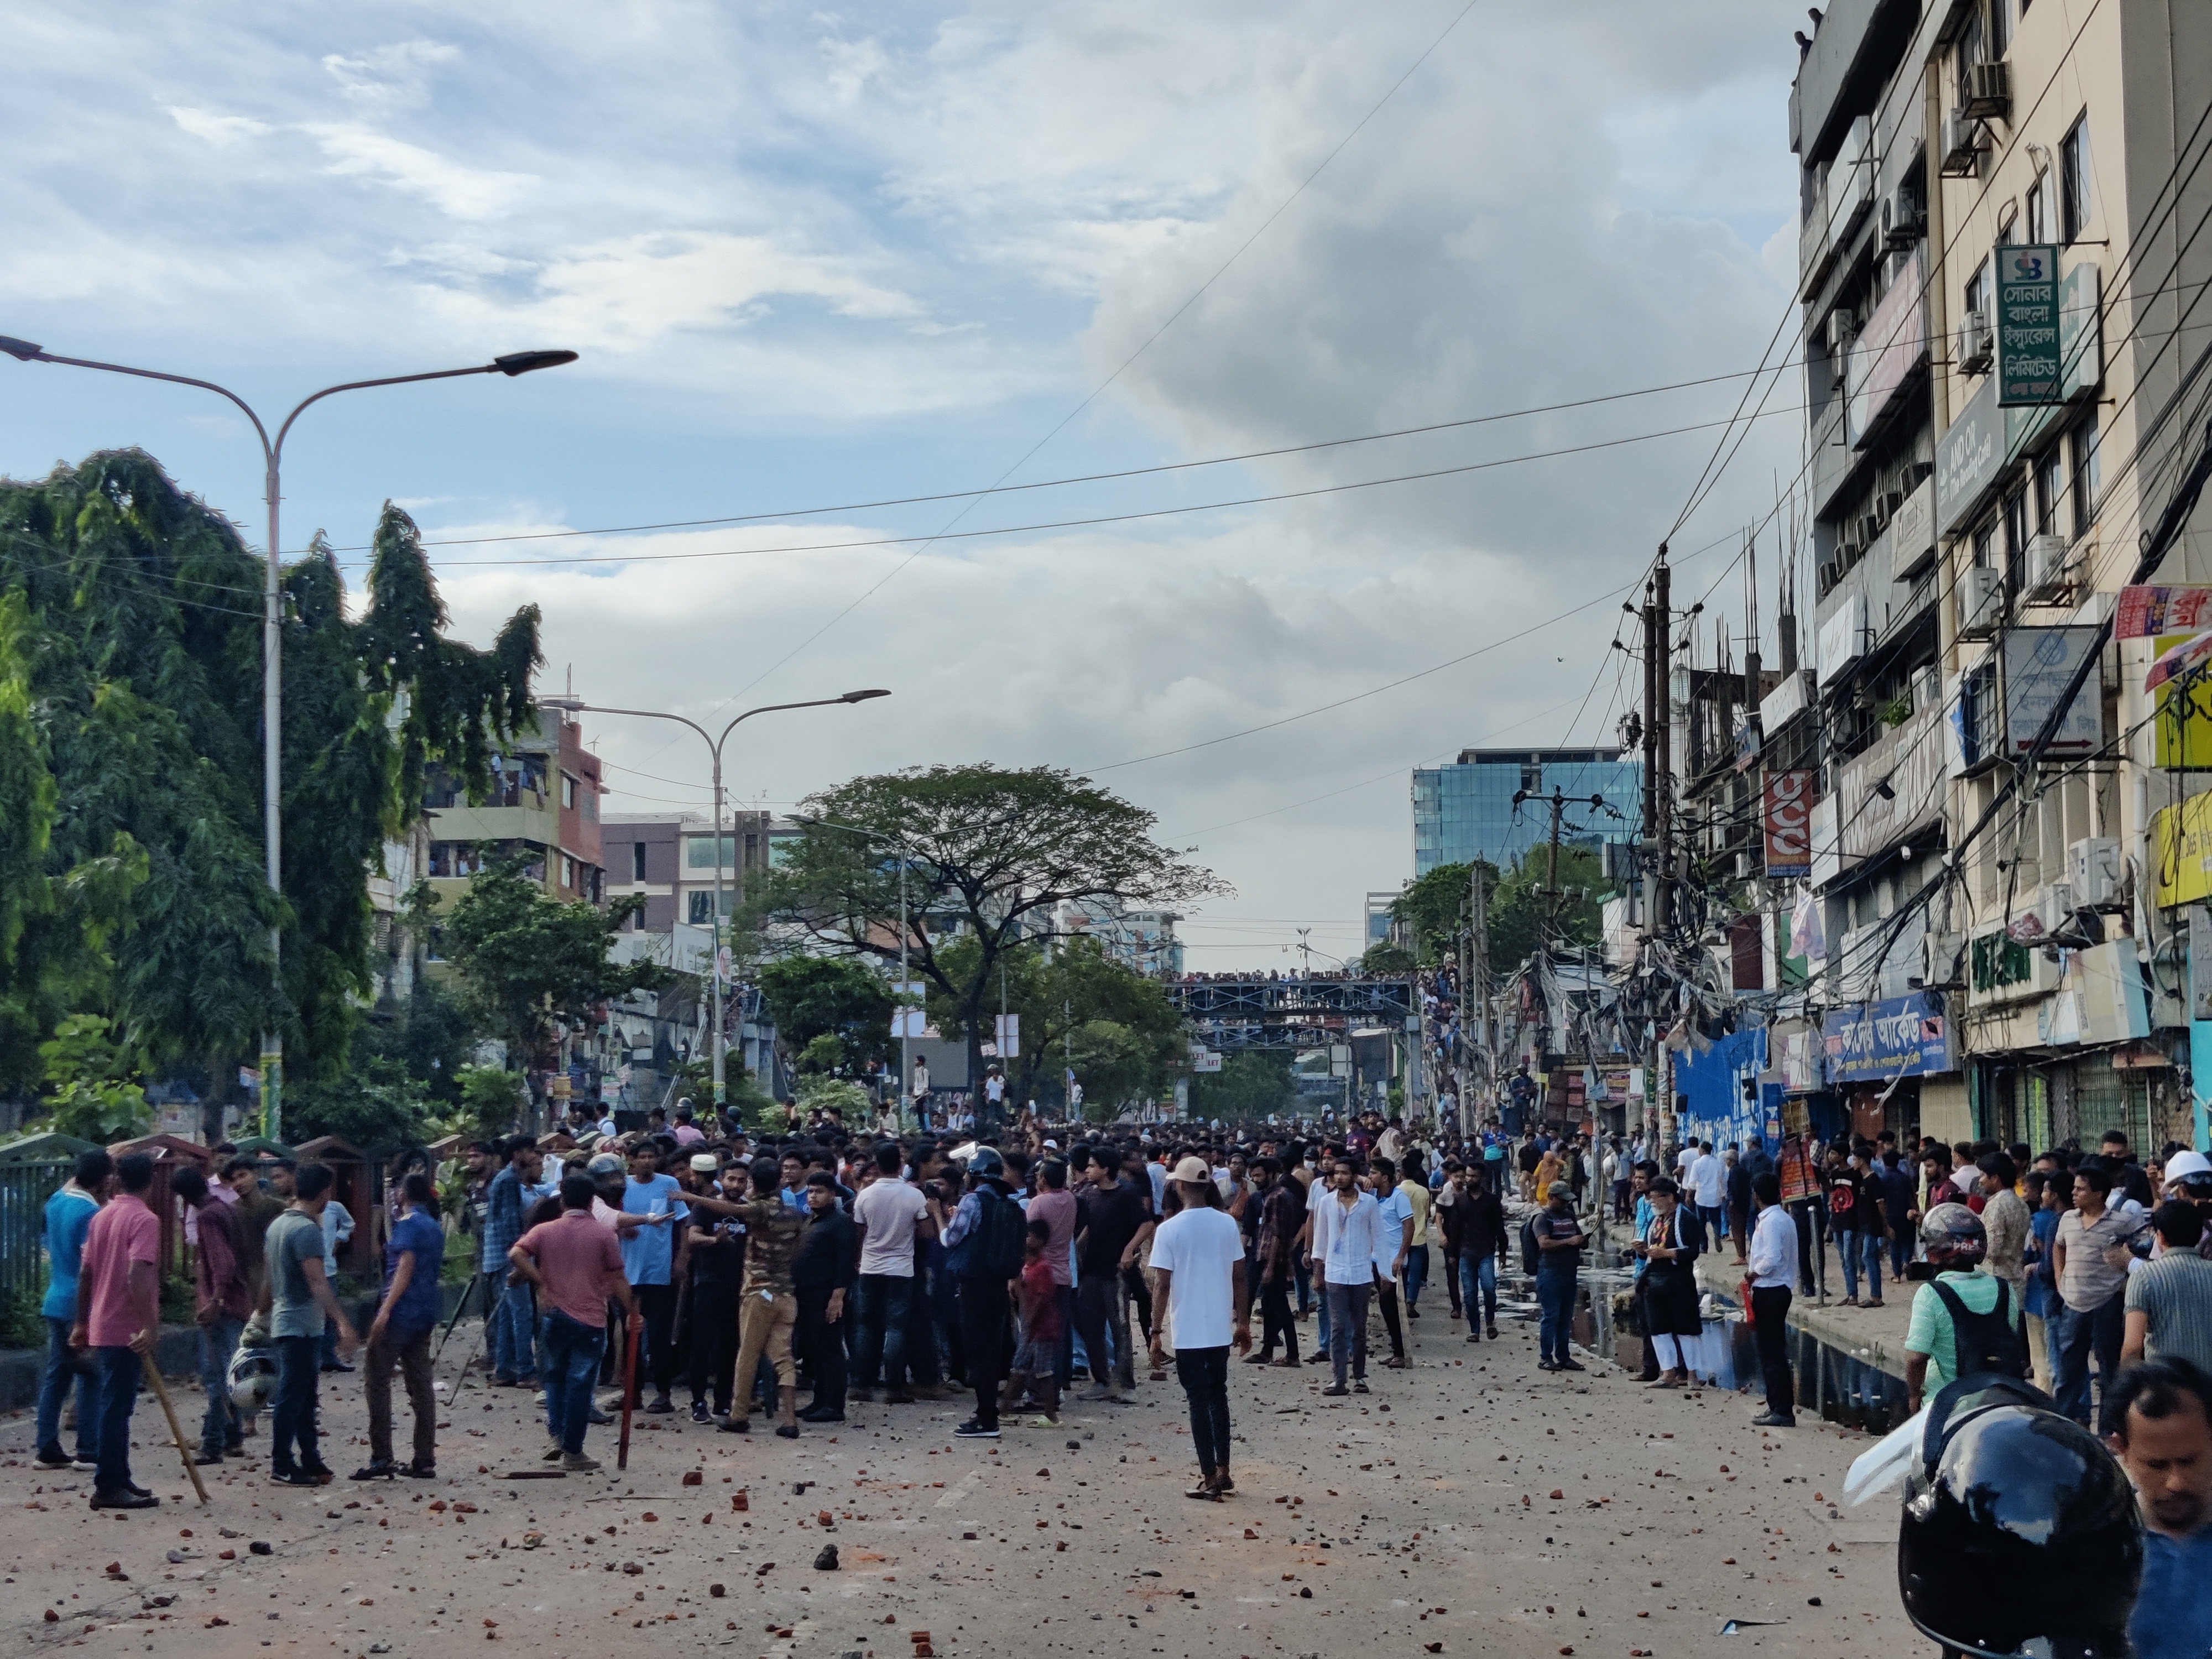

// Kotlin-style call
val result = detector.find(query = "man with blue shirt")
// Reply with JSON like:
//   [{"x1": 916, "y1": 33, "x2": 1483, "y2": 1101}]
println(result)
[
  {"x1": 482, "y1": 1139, "x2": 541, "y2": 1389},
  {"x1": 353, "y1": 1172, "x2": 445, "y2": 1480},
  {"x1": 622, "y1": 1142, "x2": 687, "y2": 1414},
  {"x1": 2109, "y1": 1358, "x2": 2212, "y2": 1659},
  {"x1": 35, "y1": 1150, "x2": 109, "y2": 1471}
]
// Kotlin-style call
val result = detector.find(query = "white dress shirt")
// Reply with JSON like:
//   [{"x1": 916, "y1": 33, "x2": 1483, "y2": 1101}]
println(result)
[
  {"x1": 1308, "y1": 1188, "x2": 1385, "y2": 1286},
  {"x1": 1747, "y1": 1203, "x2": 1798, "y2": 1289}
]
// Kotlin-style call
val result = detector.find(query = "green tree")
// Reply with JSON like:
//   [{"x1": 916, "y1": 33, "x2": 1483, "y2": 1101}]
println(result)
[
  {"x1": 1386, "y1": 859, "x2": 1503, "y2": 966},
  {"x1": 766, "y1": 764, "x2": 1225, "y2": 1105},
  {"x1": 285, "y1": 1052, "x2": 432, "y2": 1150},
  {"x1": 36, "y1": 1014, "x2": 149, "y2": 1143},
  {"x1": 434, "y1": 857, "x2": 661, "y2": 1079},
  {"x1": 1357, "y1": 942, "x2": 1416, "y2": 975},
  {"x1": 1189, "y1": 1050, "x2": 1296, "y2": 1122},
  {"x1": 0, "y1": 453, "x2": 540, "y2": 1134},
  {"x1": 1488, "y1": 846, "x2": 1605, "y2": 971},
  {"x1": 920, "y1": 935, "x2": 1186, "y2": 1110},
  {"x1": 755, "y1": 955, "x2": 893, "y2": 1079}
]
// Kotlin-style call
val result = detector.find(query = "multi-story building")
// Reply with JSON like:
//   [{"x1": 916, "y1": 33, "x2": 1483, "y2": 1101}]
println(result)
[
  {"x1": 601, "y1": 810, "x2": 778, "y2": 931},
  {"x1": 1411, "y1": 748, "x2": 1642, "y2": 877},
  {"x1": 421, "y1": 708, "x2": 604, "y2": 907},
  {"x1": 1056, "y1": 898, "x2": 1184, "y2": 977},
  {"x1": 1785, "y1": 0, "x2": 2212, "y2": 1154}
]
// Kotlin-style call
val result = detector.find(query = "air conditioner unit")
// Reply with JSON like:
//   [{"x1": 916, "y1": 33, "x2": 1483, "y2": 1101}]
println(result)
[
  {"x1": 1817, "y1": 557, "x2": 1843, "y2": 593},
  {"x1": 1964, "y1": 60, "x2": 2012, "y2": 119},
  {"x1": 2068, "y1": 837, "x2": 2121, "y2": 907},
  {"x1": 1958, "y1": 564, "x2": 2004, "y2": 639},
  {"x1": 1941, "y1": 107, "x2": 1984, "y2": 176},
  {"x1": 1957, "y1": 310, "x2": 1994, "y2": 374},
  {"x1": 2024, "y1": 532, "x2": 2072, "y2": 599},
  {"x1": 1826, "y1": 308, "x2": 1858, "y2": 357},
  {"x1": 1879, "y1": 489, "x2": 1906, "y2": 519},
  {"x1": 1882, "y1": 184, "x2": 1927, "y2": 251},
  {"x1": 1923, "y1": 930, "x2": 1965, "y2": 987},
  {"x1": 2039, "y1": 881, "x2": 2077, "y2": 933},
  {"x1": 1859, "y1": 513, "x2": 1885, "y2": 546}
]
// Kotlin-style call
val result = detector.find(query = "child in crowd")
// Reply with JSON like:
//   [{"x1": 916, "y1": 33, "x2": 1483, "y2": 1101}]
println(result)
[{"x1": 1001, "y1": 1219, "x2": 1064, "y2": 1426}]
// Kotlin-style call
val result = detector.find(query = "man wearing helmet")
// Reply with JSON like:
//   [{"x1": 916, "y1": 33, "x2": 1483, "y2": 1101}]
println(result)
[{"x1": 1904, "y1": 1202, "x2": 2026, "y2": 1413}]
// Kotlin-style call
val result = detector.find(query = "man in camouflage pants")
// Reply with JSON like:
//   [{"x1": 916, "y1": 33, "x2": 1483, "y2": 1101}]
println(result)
[{"x1": 721, "y1": 1156, "x2": 805, "y2": 1439}]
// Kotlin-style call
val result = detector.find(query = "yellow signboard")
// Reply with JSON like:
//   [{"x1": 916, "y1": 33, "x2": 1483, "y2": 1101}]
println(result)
[
  {"x1": 2153, "y1": 792, "x2": 2212, "y2": 907},
  {"x1": 2154, "y1": 632, "x2": 2212, "y2": 768}
]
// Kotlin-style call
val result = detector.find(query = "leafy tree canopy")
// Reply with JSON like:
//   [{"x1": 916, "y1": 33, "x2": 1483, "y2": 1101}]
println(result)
[
  {"x1": 1388, "y1": 859, "x2": 1499, "y2": 966},
  {"x1": 765, "y1": 764, "x2": 1224, "y2": 1098},
  {"x1": 922, "y1": 934, "x2": 1185, "y2": 1109},
  {"x1": 1189, "y1": 1050, "x2": 1297, "y2": 1123},
  {"x1": 432, "y1": 856, "x2": 662, "y2": 1071},
  {"x1": 1489, "y1": 846, "x2": 1605, "y2": 971},
  {"x1": 755, "y1": 954, "x2": 892, "y2": 1078},
  {"x1": 0, "y1": 452, "x2": 539, "y2": 1128}
]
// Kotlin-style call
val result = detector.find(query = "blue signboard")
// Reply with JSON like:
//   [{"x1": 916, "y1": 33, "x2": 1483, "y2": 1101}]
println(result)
[
  {"x1": 1821, "y1": 992, "x2": 1954, "y2": 1083},
  {"x1": 1671, "y1": 1027, "x2": 1769, "y2": 1151}
]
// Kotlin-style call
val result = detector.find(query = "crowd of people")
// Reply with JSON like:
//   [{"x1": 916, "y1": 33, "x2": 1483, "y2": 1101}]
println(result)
[{"x1": 29, "y1": 1102, "x2": 2212, "y2": 1659}]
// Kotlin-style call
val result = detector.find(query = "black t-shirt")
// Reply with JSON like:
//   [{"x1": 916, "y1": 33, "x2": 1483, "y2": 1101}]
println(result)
[
  {"x1": 1076, "y1": 1182, "x2": 1147, "y2": 1279},
  {"x1": 690, "y1": 1213, "x2": 748, "y2": 1287},
  {"x1": 1828, "y1": 1170, "x2": 1880, "y2": 1233}
]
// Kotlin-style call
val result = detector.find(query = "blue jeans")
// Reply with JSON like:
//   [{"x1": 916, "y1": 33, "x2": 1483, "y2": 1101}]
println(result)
[
  {"x1": 1888, "y1": 1228, "x2": 1912, "y2": 1279},
  {"x1": 1536, "y1": 1266, "x2": 1577, "y2": 1365},
  {"x1": 36, "y1": 1317, "x2": 96, "y2": 1461},
  {"x1": 1838, "y1": 1232, "x2": 1884, "y2": 1302},
  {"x1": 93, "y1": 1347, "x2": 142, "y2": 1495},
  {"x1": 491, "y1": 1277, "x2": 537, "y2": 1381},
  {"x1": 270, "y1": 1334, "x2": 323, "y2": 1477},
  {"x1": 852, "y1": 1274, "x2": 915, "y2": 1391},
  {"x1": 1401, "y1": 1245, "x2": 1429, "y2": 1311},
  {"x1": 1324, "y1": 1282, "x2": 1371, "y2": 1386},
  {"x1": 542, "y1": 1311, "x2": 607, "y2": 1454},
  {"x1": 1458, "y1": 1254, "x2": 1498, "y2": 1329},
  {"x1": 197, "y1": 1316, "x2": 244, "y2": 1456},
  {"x1": 2052, "y1": 1295, "x2": 2126, "y2": 1427}
]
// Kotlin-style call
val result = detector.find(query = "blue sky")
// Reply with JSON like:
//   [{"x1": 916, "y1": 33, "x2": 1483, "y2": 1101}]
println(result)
[{"x1": 1, "y1": 0, "x2": 1807, "y2": 967}]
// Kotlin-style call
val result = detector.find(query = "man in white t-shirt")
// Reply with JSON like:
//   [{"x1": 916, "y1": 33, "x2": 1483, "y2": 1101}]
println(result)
[
  {"x1": 850, "y1": 1144, "x2": 936, "y2": 1402},
  {"x1": 1147, "y1": 1155, "x2": 1250, "y2": 1501}
]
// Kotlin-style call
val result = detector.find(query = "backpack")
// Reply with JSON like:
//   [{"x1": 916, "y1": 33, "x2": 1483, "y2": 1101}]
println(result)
[
  {"x1": 1931, "y1": 1279, "x2": 2028, "y2": 1379},
  {"x1": 1519, "y1": 1214, "x2": 1541, "y2": 1276},
  {"x1": 977, "y1": 1188, "x2": 1028, "y2": 1281}
]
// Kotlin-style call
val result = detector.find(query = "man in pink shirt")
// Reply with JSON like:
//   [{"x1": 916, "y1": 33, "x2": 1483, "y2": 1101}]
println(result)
[
  {"x1": 509, "y1": 1172, "x2": 634, "y2": 1471},
  {"x1": 71, "y1": 1152, "x2": 161, "y2": 1509},
  {"x1": 1025, "y1": 1158, "x2": 1080, "y2": 1390}
]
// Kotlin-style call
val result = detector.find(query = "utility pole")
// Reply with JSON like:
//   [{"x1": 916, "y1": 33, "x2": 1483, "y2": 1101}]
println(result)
[
  {"x1": 1648, "y1": 550, "x2": 1677, "y2": 1152},
  {"x1": 1515, "y1": 786, "x2": 1604, "y2": 936},
  {"x1": 1468, "y1": 860, "x2": 1488, "y2": 1123}
]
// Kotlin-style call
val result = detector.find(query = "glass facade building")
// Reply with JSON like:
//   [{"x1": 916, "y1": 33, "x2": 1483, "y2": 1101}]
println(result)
[{"x1": 1412, "y1": 748, "x2": 1642, "y2": 877}]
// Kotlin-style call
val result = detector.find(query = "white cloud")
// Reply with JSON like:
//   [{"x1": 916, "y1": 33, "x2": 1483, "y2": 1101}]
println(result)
[
  {"x1": 0, "y1": 0, "x2": 1811, "y2": 966},
  {"x1": 322, "y1": 40, "x2": 461, "y2": 108},
  {"x1": 304, "y1": 123, "x2": 537, "y2": 219},
  {"x1": 166, "y1": 105, "x2": 269, "y2": 144}
]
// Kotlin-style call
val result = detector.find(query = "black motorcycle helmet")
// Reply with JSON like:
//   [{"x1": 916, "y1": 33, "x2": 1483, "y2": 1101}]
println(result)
[{"x1": 1898, "y1": 1375, "x2": 2142, "y2": 1659}]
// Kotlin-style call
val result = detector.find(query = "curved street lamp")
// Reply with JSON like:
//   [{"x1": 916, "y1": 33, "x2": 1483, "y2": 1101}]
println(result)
[{"x1": 546, "y1": 690, "x2": 890, "y2": 1108}]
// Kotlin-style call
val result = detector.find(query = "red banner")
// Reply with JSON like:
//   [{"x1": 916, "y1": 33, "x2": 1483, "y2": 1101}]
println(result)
[{"x1": 1763, "y1": 770, "x2": 1815, "y2": 877}]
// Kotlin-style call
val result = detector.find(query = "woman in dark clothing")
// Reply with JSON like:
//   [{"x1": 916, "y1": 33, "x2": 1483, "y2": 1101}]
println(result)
[{"x1": 1635, "y1": 1176, "x2": 1707, "y2": 1387}]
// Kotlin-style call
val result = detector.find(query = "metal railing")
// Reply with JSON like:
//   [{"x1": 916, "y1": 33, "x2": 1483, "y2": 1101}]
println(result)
[{"x1": 0, "y1": 1157, "x2": 72, "y2": 1307}]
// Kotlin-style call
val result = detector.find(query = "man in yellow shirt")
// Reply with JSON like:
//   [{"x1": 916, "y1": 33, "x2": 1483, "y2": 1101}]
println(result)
[{"x1": 1398, "y1": 1156, "x2": 1434, "y2": 1320}]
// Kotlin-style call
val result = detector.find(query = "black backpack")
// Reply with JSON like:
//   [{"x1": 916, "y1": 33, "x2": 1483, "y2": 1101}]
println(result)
[
  {"x1": 976, "y1": 1188, "x2": 1028, "y2": 1281},
  {"x1": 1519, "y1": 1214, "x2": 1541, "y2": 1275},
  {"x1": 1931, "y1": 1279, "x2": 2028, "y2": 1379}
]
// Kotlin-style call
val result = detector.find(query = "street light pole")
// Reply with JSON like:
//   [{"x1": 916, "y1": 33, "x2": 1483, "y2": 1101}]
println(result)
[
  {"x1": 0, "y1": 334, "x2": 578, "y2": 1139},
  {"x1": 556, "y1": 690, "x2": 889, "y2": 1111}
]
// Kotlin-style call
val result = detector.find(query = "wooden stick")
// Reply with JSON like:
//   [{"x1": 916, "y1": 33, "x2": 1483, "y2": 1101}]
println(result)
[
  {"x1": 616, "y1": 1316, "x2": 641, "y2": 1472},
  {"x1": 137, "y1": 1343, "x2": 210, "y2": 1506}
]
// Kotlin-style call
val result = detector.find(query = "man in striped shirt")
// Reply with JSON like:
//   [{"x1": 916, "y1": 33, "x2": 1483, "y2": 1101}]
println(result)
[{"x1": 2126, "y1": 1203, "x2": 2212, "y2": 1376}]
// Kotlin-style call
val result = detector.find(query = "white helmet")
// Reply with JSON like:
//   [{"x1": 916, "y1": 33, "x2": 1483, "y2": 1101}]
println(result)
[
  {"x1": 228, "y1": 1348, "x2": 277, "y2": 1413},
  {"x1": 2164, "y1": 1150, "x2": 2212, "y2": 1190}
]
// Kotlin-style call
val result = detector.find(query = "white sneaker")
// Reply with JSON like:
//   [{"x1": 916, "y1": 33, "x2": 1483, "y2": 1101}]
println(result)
[{"x1": 561, "y1": 1451, "x2": 601, "y2": 1473}]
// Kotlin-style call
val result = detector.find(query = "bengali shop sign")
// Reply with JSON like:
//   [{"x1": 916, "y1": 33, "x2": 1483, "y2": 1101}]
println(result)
[
  {"x1": 2117, "y1": 586, "x2": 2212, "y2": 640},
  {"x1": 1822, "y1": 990, "x2": 1954, "y2": 1083}
]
